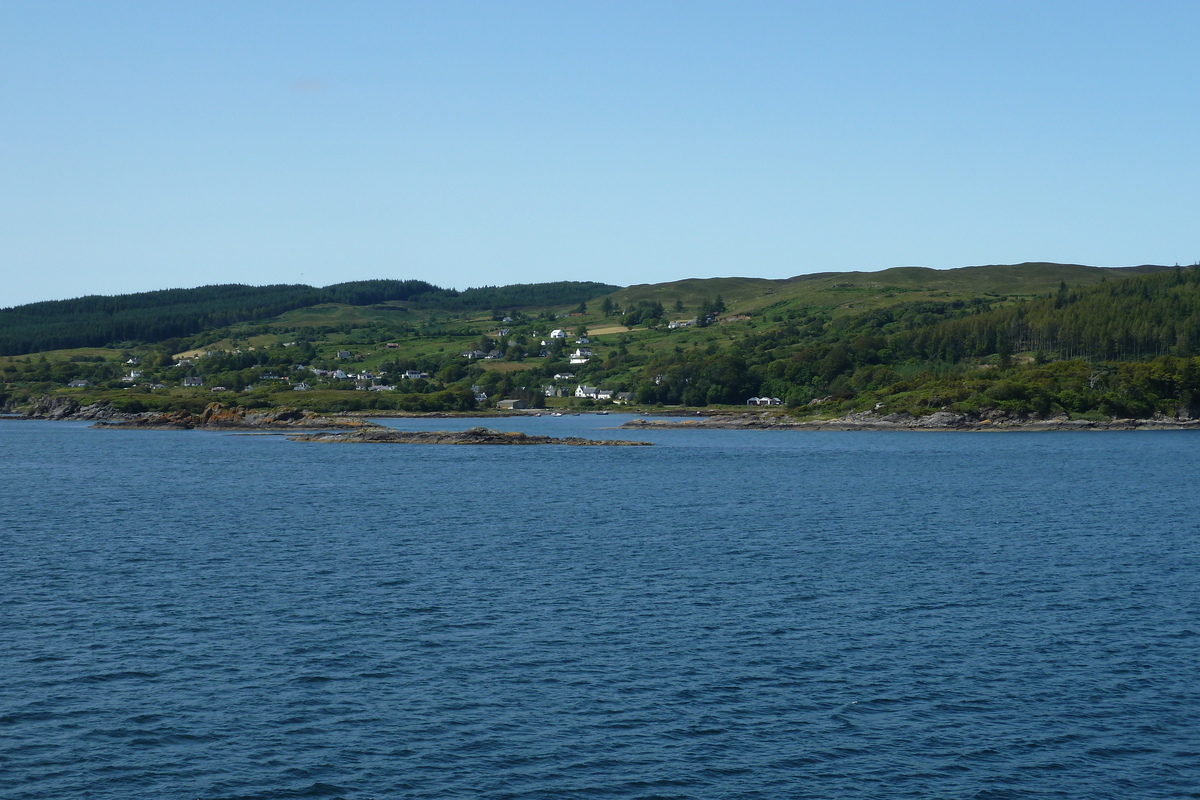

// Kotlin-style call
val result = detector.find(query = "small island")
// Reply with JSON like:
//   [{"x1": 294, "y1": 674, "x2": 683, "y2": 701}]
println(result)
[{"x1": 286, "y1": 426, "x2": 651, "y2": 446}]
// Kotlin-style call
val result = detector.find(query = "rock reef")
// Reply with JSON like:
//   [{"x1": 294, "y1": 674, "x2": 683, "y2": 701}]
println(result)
[{"x1": 287, "y1": 426, "x2": 651, "y2": 446}]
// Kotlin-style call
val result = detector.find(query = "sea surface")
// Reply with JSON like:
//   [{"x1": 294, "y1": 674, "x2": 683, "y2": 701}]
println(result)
[{"x1": 2, "y1": 415, "x2": 1198, "y2": 799}]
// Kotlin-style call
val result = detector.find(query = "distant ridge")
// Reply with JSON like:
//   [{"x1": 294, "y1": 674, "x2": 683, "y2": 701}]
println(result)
[
  {"x1": 0, "y1": 263, "x2": 1173, "y2": 356},
  {"x1": 609, "y1": 262, "x2": 1170, "y2": 311},
  {"x1": 0, "y1": 279, "x2": 617, "y2": 356}
]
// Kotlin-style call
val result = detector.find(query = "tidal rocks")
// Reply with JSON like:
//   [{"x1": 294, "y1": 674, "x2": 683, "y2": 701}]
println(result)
[{"x1": 287, "y1": 426, "x2": 651, "y2": 446}]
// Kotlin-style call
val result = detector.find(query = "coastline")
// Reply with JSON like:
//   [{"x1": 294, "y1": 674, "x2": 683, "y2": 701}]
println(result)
[
  {"x1": 620, "y1": 410, "x2": 1200, "y2": 432},
  {"x1": 6, "y1": 395, "x2": 1200, "y2": 433}
]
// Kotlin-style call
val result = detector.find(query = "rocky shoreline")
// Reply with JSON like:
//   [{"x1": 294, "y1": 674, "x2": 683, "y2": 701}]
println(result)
[
  {"x1": 93, "y1": 403, "x2": 372, "y2": 430},
  {"x1": 3, "y1": 396, "x2": 371, "y2": 430},
  {"x1": 287, "y1": 426, "x2": 651, "y2": 446},
  {"x1": 622, "y1": 409, "x2": 1200, "y2": 432},
  {"x1": 7, "y1": 395, "x2": 1198, "y2": 433}
]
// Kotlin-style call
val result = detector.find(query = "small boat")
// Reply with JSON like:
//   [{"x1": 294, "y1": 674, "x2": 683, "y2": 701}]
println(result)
[{"x1": 551, "y1": 412, "x2": 564, "y2": 417}]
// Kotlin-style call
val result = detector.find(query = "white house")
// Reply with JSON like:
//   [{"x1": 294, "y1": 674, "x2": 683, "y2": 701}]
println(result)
[
  {"x1": 550, "y1": 329, "x2": 567, "y2": 339},
  {"x1": 183, "y1": 376, "x2": 203, "y2": 387},
  {"x1": 554, "y1": 372, "x2": 575, "y2": 381},
  {"x1": 596, "y1": 388, "x2": 614, "y2": 400},
  {"x1": 575, "y1": 385, "x2": 598, "y2": 399}
]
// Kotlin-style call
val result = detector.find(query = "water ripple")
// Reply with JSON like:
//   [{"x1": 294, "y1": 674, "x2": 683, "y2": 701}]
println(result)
[{"x1": 1, "y1": 422, "x2": 1198, "y2": 798}]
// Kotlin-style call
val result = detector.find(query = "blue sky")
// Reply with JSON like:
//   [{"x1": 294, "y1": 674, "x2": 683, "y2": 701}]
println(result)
[{"x1": 2, "y1": 1, "x2": 1197, "y2": 306}]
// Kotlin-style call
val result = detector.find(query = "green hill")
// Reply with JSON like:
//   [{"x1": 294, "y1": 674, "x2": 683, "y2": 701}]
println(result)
[
  {"x1": 4, "y1": 262, "x2": 1198, "y2": 421},
  {"x1": 0, "y1": 279, "x2": 617, "y2": 356}
]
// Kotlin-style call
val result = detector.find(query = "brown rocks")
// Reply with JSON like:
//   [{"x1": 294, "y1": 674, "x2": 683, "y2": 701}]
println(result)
[
  {"x1": 93, "y1": 402, "x2": 373, "y2": 430},
  {"x1": 287, "y1": 426, "x2": 651, "y2": 446}
]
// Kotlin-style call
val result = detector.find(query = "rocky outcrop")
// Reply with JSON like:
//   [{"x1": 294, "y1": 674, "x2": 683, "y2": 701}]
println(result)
[
  {"x1": 24, "y1": 396, "x2": 134, "y2": 421},
  {"x1": 287, "y1": 426, "x2": 651, "y2": 446},
  {"x1": 93, "y1": 402, "x2": 373, "y2": 430}
]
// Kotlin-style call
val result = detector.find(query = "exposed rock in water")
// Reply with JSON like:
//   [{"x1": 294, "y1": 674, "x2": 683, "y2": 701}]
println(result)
[
  {"x1": 288, "y1": 426, "x2": 652, "y2": 446},
  {"x1": 25, "y1": 396, "x2": 133, "y2": 421},
  {"x1": 92, "y1": 402, "x2": 373, "y2": 430}
]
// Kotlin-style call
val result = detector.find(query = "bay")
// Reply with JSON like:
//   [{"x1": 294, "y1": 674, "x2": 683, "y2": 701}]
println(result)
[{"x1": 1, "y1": 416, "x2": 1198, "y2": 799}]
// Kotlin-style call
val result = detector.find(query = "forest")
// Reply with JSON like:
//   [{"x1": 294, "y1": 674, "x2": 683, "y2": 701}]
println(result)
[{"x1": 0, "y1": 280, "x2": 618, "y2": 356}]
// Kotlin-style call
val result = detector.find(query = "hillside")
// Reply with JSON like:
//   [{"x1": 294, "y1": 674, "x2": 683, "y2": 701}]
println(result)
[
  {"x1": 0, "y1": 280, "x2": 617, "y2": 356},
  {"x1": 609, "y1": 263, "x2": 1170, "y2": 318},
  {"x1": 3, "y1": 262, "x2": 1198, "y2": 422}
]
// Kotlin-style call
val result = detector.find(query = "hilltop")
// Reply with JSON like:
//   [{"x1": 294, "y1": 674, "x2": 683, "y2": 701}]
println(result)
[{"x1": 4, "y1": 261, "x2": 1199, "y2": 425}]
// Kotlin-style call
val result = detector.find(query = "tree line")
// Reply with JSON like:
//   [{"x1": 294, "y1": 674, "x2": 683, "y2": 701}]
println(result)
[{"x1": 0, "y1": 279, "x2": 619, "y2": 356}]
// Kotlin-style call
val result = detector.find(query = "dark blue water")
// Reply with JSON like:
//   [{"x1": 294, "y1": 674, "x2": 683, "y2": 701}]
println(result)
[{"x1": 2, "y1": 417, "x2": 1198, "y2": 799}]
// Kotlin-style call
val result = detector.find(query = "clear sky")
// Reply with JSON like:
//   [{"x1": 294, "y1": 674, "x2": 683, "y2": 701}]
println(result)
[{"x1": 2, "y1": 1, "x2": 1197, "y2": 307}]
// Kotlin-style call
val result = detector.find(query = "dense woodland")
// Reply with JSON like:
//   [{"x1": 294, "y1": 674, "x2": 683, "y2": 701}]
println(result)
[{"x1": 0, "y1": 280, "x2": 618, "y2": 356}]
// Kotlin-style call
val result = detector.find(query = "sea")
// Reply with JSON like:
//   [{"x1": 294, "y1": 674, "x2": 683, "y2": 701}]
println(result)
[{"x1": 1, "y1": 415, "x2": 1198, "y2": 799}]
